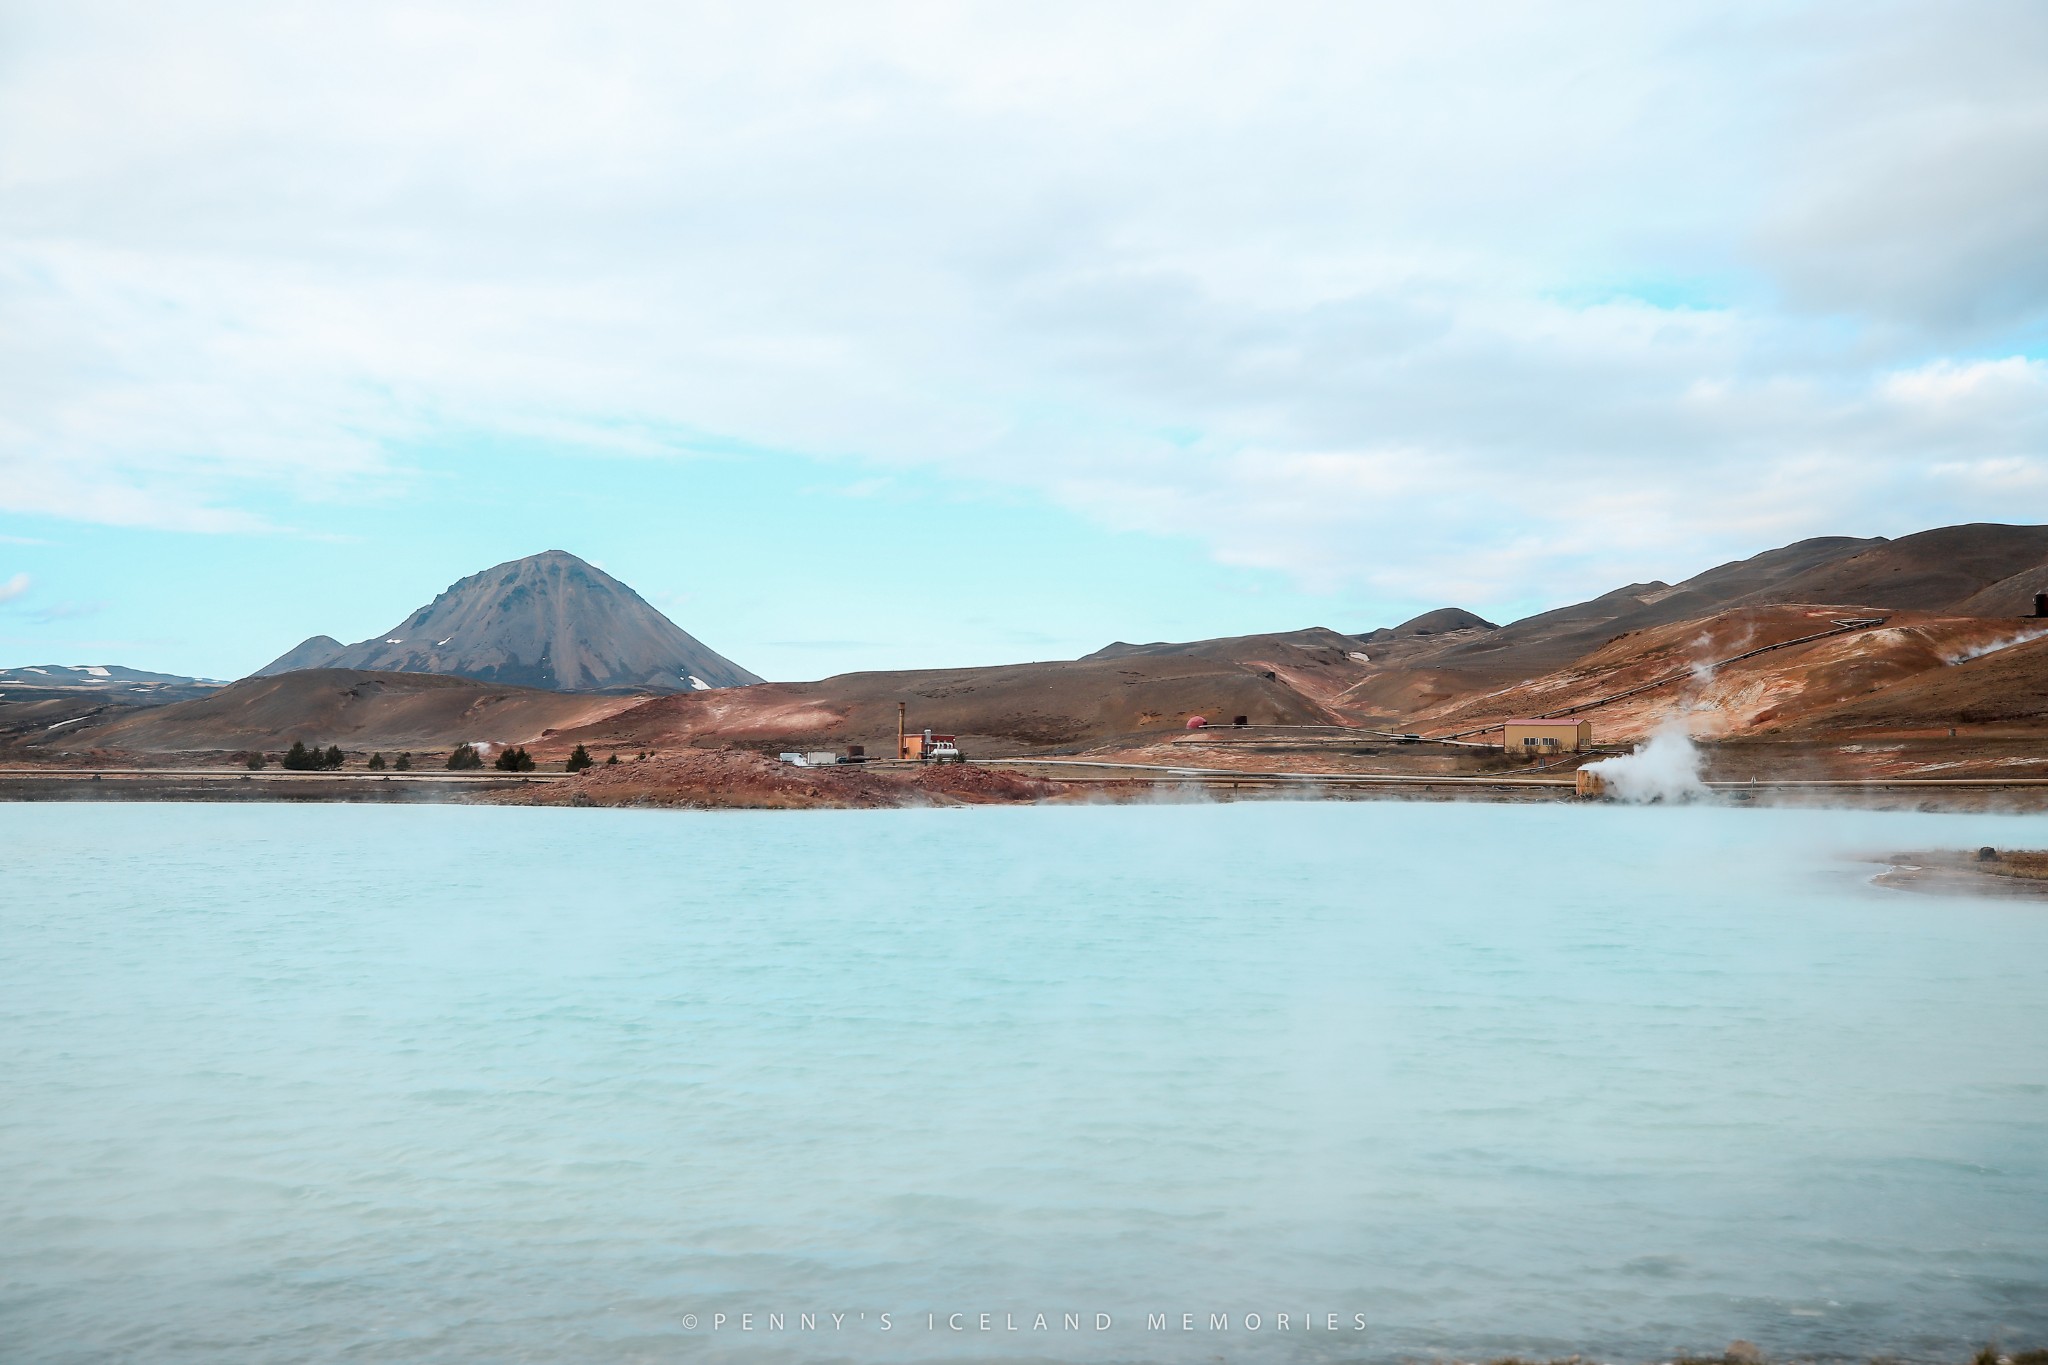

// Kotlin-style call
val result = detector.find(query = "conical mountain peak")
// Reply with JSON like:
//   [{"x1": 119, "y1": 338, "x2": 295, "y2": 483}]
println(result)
[{"x1": 255, "y1": 551, "x2": 759, "y2": 692}]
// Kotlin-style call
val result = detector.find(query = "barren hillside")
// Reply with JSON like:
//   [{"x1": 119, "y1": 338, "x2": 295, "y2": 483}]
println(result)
[
  {"x1": 555, "y1": 652, "x2": 1346, "y2": 757},
  {"x1": 64, "y1": 670, "x2": 646, "y2": 755}
]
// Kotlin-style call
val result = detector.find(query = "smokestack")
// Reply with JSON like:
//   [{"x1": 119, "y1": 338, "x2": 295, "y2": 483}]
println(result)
[{"x1": 898, "y1": 701, "x2": 906, "y2": 761}]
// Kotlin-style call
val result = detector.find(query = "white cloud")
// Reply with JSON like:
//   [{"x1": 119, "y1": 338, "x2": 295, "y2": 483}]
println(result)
[
  {"x1": 0, "y1": 1, "x2": 2044, "y2": 608},
  {"x1": 1757, "y1": 5, "x2": 2048, "y2": 332},
  {"x1": 0, "y1": 573, "x2": 29, "y2": 604},
  {"x1": 1881, "y1": 356, "x2": 2046, "y2": 408}
]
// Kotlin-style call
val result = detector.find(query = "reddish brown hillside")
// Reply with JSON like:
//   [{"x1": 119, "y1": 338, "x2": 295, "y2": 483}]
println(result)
[
  {"x1": 1082, "y1": 628, "x2": 1375, "y2": 710},
  {"x1": 558, "y1": 653, "x2": 1344, "y2": 757},
  {"x1": 1405, "y1": 606, "x2": 2038, "y2": 744},
  {"x1": 1776, "y1": 631, "x2": 2048, "y2": 736}
]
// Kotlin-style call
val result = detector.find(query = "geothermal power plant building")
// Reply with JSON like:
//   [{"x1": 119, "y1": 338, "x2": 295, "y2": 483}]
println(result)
[{"x1": 1504, "y1": 719, "x2": 1593, "y2": 753}]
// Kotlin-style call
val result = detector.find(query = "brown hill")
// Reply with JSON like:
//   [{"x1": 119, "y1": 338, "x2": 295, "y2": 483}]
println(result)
[
  {"x1": 1727, "y1": 523, "x2": 2048, "y2": 614},
  {"x1": 66, "y1": 670, "x2": 645, "y2": 754},
  {"x1": 251, "y1": 635, "x2": 346, "y2": 676},
  {"x1": 1363, "y1": 607, "x2": 1498, "y2": 640},
  {"x1": 1331, "y1": 525, "x2": 2048, "y2": 717},
  {"x1": 1958, "y1": 566, "x2": 2048, "y2": 617},
  {"x1": 1412, "y1": 536, "x2": 1878, "y2": 683},
  {"x1": 1400, "y1": 605, "x2": 2044, "y2": 745},
  {"x1": 1080, "y1": 628, "x2": 1374, "y2": 712},
  {"x1": 555, "y1": 652, "x2": 1345, "y2": 758},
  {"x1": 1, "y1": 695, "x2": 147, "y2": 756},
  {"x1": 1774, "y1": 630, "x2": 2048, "y2": 736}
]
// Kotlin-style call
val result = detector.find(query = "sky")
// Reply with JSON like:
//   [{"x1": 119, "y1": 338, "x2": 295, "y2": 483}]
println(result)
[{"x1": 3, "y1": 1, "x2": 2046, "y2": 682}]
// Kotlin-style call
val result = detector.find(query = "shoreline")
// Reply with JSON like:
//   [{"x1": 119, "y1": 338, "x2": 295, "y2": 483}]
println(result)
[
  {"x1": 1873, "y1": 849, "x2": 2048, "y2": 898},
  {"x1": 8, "y1": 758, "x2": 2048, "y2": 812},
  {"x1": 0, "y1": 769, "x2": 561, "y2": 804}
]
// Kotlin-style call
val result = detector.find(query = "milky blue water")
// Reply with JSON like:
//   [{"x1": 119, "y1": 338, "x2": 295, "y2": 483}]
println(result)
[{"x1": 2, "y1": 800, "x2": 2046, "y2": 1365}]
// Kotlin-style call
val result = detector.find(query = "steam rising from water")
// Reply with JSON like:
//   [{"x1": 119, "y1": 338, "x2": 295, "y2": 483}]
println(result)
[{"x1": 1583, "y1": 721, "x2": 1710, "y2": 803}]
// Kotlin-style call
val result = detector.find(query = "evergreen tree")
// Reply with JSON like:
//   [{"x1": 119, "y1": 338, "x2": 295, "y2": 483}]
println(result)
[
  {"x1": 494, "y1": 745, "x2": 535, "y2": 773},
  {"x1": 447, "y1": 743, "x2": 483, "y2": 771},
  {"x1": 394, "y1": 752, "x2": 413, "y2": 771},
  {"x1": 323, "y1": 745, "x2": 345, "y2": 770},
  {"x1": 565, "y1": 743, "x2": 593, "y2": 772},
  {"x1": 605, "y1": 753, "x2": 619, "y2": 766},
  {"x1": 367, "y1": 752, "x2": 386, "y2": 771},
  {"x1": 283, "y1": 740, "x2": 313, "y2": 771}
]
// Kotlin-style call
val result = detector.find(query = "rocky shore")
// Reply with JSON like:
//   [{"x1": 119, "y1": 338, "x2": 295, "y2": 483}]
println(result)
[
  {"x1": 1874, "y1": 847, "x2": 2048, "y2": 897},
  {"x1": 494, "y1": 749, "x2": 1080, "y2": 810}
]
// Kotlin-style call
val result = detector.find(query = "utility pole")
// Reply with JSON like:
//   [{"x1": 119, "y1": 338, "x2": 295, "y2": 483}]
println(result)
[{"x1": 898, "y1": 701, "x2": 906, "y2": 762}]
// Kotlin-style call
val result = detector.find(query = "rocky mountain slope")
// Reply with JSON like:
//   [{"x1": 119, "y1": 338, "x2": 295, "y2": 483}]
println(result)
[{"x1": 253, "y1": 551, "x2": 759, "y2": 692}]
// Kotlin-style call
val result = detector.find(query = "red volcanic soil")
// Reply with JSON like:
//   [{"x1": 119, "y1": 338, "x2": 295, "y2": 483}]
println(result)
[
  {"x1": 504, "y1": 750, "x2": 1068, "y2": 810},
  {"x1": 1776, "y1": 632, "x2": 2048, "y2": 736},
  {"x1": 1343, "y1": 523, "x2": 2048, "y2": 699},
  {"x1": 1402, "y1": 605, "x2": 2048, "y2": 745}
]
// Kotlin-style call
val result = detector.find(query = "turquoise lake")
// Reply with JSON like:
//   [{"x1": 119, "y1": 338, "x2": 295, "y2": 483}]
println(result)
[{"x1": 2, "y1": 799, "x2": 2046, "y2": 1363}]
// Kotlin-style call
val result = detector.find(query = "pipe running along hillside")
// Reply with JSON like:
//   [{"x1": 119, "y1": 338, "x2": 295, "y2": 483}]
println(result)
[{"x1": 1428, "y1": 617, "x2": 1889, "y2": 742}]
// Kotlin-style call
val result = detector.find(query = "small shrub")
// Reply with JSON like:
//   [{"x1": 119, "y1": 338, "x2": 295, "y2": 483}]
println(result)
[
  {"x1": 394, "y1": 752, "x2": 412, "y2": 771},
  {"x1": 605, "y1": 753, "x2": 619, "y2": 766},
  {"x1": 447, "y1": 743, "x2": 483, "y2": 771},
  {"x1": 244, "y1": 752, "x2": 267, "y2": 771},
  {"x1": 565, "y1": 743, "x2": 593, "y2": 772},
  {"x1": 367, "y1": 753, "x2": 386, "y2": 771}
]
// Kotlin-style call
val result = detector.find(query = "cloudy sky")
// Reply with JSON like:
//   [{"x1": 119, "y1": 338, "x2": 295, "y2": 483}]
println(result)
[{"x1": 3, "y1": 1, "x2": 2045, "y2": 680}]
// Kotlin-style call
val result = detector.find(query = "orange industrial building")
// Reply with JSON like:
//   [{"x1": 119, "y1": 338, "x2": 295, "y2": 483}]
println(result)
[{"x1": 1503, "y1": 719, "x2": 1593, "y2": 754}]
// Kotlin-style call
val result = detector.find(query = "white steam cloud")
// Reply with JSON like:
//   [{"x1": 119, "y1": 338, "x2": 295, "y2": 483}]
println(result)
[{"x1": 1582, "y1": 721, "x2": 1711, "y2": 804}]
